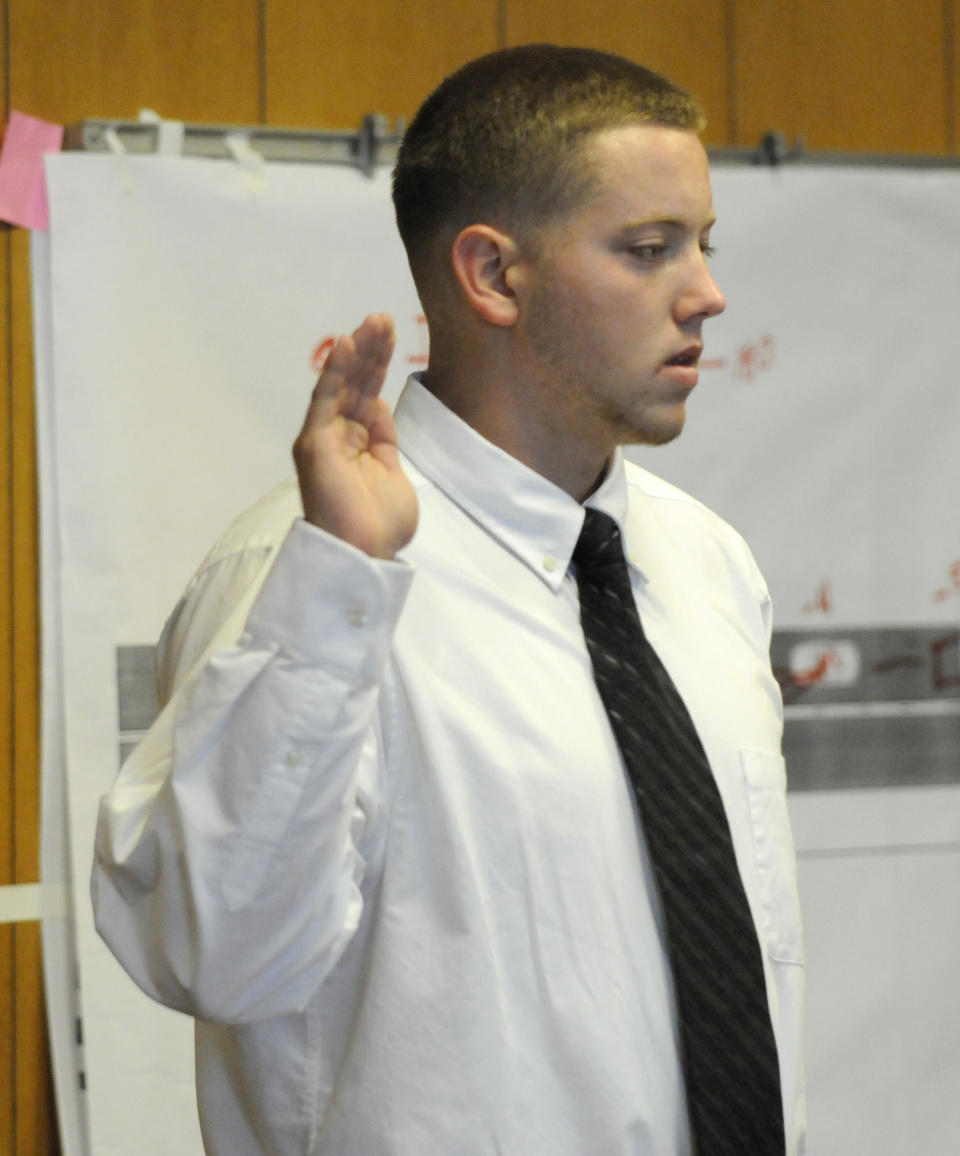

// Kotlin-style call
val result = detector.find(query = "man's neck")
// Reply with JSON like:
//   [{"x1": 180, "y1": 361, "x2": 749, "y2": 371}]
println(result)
[{"x1": 422, "y1": 358, "x2": 614, "y2": 504}]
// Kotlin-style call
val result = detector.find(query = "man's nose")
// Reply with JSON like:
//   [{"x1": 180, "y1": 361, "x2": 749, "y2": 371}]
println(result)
[{"x1": 677, "y1": 255, "x2": 726, "y2": 321}]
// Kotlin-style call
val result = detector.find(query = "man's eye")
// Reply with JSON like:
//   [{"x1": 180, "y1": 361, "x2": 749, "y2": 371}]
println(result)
[
  {"x1": 701, "y1": 243, "x2": 717, "y2": 258},
  {"x1": 629, "y1": 244, "x2": 666, "y2": 261}
]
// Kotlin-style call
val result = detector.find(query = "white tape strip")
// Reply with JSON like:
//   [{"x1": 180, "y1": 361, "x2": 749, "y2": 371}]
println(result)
[
  {"x1": 0, "y1": 883, "x2": 69, "y2": 923},
  {"x1": 225, "y1": 131, "x2": 267, "y2": 194},
  {"x1": 102, "y1": 127, "x2": 125, "y2": 155},
  {"x1": 102, "y1": 127, "x2": 136, "y2": 195},
  {"x1": 138, "y1": 108, "x2": 185, "y2": 155}
]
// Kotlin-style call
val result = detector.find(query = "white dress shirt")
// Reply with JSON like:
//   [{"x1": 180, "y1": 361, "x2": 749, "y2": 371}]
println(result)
[{"x1": 93, "y1": 375, "x2": 806, "y2": 1155}]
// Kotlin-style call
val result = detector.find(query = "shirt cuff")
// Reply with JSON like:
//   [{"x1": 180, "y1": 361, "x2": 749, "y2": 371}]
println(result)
[{"x1": 244, "y1": 517, "x2": 414, "y2": 683}]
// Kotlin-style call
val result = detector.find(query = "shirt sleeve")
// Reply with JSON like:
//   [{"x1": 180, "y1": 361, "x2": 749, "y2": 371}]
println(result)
[{"x1": 91, "y1": 518, "x2": 413, "y2": 1024}]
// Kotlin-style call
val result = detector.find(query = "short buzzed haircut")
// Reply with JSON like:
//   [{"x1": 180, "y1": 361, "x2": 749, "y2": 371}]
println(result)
[{"x1": 392, "y1": 44, "x2": 704, "y2": 296}]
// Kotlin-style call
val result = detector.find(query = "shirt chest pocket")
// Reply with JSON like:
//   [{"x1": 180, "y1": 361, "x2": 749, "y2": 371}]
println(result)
[{"x1": 739, "y1": 748, "x2": 805, "y2": 966}]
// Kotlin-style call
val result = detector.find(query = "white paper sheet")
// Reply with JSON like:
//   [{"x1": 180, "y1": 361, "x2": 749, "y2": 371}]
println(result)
[{"x1": 38, "y1": 152, "x2": 960, "y2": 1154}]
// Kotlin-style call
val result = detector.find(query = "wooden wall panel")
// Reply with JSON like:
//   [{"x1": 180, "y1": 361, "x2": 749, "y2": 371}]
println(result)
[
  {"x1": 1, "y1": 225, "x2": 17, "y2": 1156},
  {"x1": 0, "y1": 228, "x2": 51, "y2": 1151},
  {"x1": 504, "y1": 0, "x2": 732, "y2": 144},
  {"x1": 1, "y1": 217, "x2": 54, "y2": 1154},
  {"x1": 264, "y1": 0, "x2": 499, "y2": 127},
  {"x1": 10, "y1": 227, "x2": 38, "y2": 896},
  {"x1": 0, "y1": 926, "x2": 12, "y2": 1155},
  {"x1": 952, "y1": 0, "x2": 960, "y2": 152},
  {"x1": 2, "y1": 15, "x2": 14, "y2": 1156},
  {"x1": 8, "y1": 218, "x2": 54, "y2": 1151},
  {"x1": 8, "y1": 0, "x2": 261, "y2": 124},
  {"x1": 735, "y1": 0, "x2": 949, "y2": 153},
  {"x1": 13, "y1": 925, "x2": 56, "y2": 1154}
]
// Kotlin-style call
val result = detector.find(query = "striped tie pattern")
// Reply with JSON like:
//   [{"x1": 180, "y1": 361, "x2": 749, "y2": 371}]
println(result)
[{"x1": 574, "y1": 507, "x2": 785, "y2": 1154}]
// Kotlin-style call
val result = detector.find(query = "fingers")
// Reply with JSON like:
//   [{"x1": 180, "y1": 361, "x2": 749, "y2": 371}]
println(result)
[
  {"x1": 348, "y1": 313, "x2": 396, "y2": 399},
  {"x1": 299, "y1": 313, "x2": 395, "y2": 436},
  {"x1": 295, "y1": 313, "x2": 397, "y2": 456},
  {"x1": 314, "y1": 313, "x2": 395, "y2": 403},
  {"x1": 290, "y1": 314, "x2": 416, "y2": 555}
]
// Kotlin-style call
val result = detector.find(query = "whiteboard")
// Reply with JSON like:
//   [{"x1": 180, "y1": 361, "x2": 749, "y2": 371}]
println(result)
[{"x1": 35, "y1": 151, "x2": 960, "y2": 1154}]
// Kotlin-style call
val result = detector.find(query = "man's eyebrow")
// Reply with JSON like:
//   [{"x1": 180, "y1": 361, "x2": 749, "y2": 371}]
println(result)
[{"x1": 618, "y1": 215, "x2": 717, "y2": 233}]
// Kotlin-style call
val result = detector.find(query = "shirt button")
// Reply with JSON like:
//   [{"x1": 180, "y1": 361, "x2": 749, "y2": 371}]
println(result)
[
  {"x1": 542, "y1": 556, "x2": 558, "y2": 573},
  {"x1": 284, "y1": 750, "x2": 302, "y2": 768},
  {"x1": 346, "y1": 606, "x2": 369, "y2": 627}
]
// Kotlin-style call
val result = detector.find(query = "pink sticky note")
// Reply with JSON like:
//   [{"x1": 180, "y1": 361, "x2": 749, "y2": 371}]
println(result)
[{"x1": 0, "y1": 111, "x2": 64, "y2": 231}]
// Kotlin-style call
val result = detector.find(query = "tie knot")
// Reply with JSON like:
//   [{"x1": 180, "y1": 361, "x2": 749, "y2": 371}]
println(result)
[{"x1": 573, "y1": 508, "x2": 627, "y2": 575}]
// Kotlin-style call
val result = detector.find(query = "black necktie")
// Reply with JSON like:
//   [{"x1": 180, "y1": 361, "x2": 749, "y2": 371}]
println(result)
[{"x1": 574, "y1": 507, "x2": 785, "y2": 1155}]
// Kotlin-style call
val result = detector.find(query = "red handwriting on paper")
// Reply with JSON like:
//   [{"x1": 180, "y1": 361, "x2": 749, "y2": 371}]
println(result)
[
  {"x1": 407, "y1": 314, "x2": 429, "y2": 366},
  {"x1": 933, "y1": 560, "x2": 960, "y2": 603},
  {"x1": 310, "y1": 336, "x2": 336, "y2": 375},
  {"x1": 775, "y1": 639, "x2": 861, "y2": 703},
  {"x1": 310, "y1": 315, "x2": 430, "y2": 375},
  {"x1": 791, "y1": 648, "x2": 838, "y2": 687},
  {"x1": 802, "y1": 579, "x2": 834, "y2": 616},
  {"x1": 734, "y1": 334, "x2": 775, "y2": 382}
]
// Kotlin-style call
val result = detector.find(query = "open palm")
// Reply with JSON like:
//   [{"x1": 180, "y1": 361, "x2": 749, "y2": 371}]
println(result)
[{"x1": 293, "y1": 314, "x2": 418, "y2": 559}]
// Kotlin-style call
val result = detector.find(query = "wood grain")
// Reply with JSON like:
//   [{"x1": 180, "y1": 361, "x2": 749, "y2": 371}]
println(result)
[
  {"x1": 264, "y1": 0, "x2": 499, "y2": 127},
  {"x1": 735, "y1": 0, "x2": 949, "y2": 154},
  {"x1": 1, "y1": 220, "x2": 16, "y2": 1156},
  {"x1": 1, "y1": 22, "x2": 16, "y2": 1149},
  {"x1": 14, "y1": 922, "x2": 59, "y2": 1154},
  {"x1": 8, "y1": 0, "x2": 262, "y2": 124},
  {"x1": 504, "y1": 0, "x2": 732, "y2": 143},
  {"x1": 3, "y1": 137, "x2": 61, "y2": 1156},
  {"x1": 951, "y1": 0, "x2": 960, "y2": 151},
  {"x1": 10, "y1": 227, "x2": 39, "y2": 889}
]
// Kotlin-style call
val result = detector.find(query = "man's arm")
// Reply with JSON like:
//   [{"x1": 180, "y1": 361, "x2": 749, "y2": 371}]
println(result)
[{"x1": 92, "y1": 315, "x2": 416, "y2": 1024}]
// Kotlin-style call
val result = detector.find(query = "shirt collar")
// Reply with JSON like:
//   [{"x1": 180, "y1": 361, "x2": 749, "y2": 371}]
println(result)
[{"x1": 394, "y1": 374, "x2": 645, "y2": 591}]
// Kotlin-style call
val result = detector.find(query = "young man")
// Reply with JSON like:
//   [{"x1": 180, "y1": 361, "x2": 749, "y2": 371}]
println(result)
[{"x1": 93, "y1": 45, "x2": 806, "y2": 1155}]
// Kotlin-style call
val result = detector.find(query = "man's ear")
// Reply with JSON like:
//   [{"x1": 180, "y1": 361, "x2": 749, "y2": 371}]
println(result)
[{"x1": 449, "y1": 225, "x2": 523, "y2": 327}]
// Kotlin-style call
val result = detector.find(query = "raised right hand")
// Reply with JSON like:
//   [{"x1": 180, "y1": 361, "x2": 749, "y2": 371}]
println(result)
[{"x1": 293, "y1": 314, "x2": 418, "y2": 559}]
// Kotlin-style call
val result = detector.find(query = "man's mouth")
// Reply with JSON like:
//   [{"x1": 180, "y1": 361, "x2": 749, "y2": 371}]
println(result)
[{"x1": 664, "y1": 345, "x2": 702, "y2": 368}]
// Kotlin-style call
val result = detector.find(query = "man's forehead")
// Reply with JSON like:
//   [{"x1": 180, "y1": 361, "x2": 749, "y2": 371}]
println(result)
[
  {"x1": 574, "y1": 125, "x2": 714, "y2": 220},
  {"x1": 585, "y1": 122, "x2": 710, "y2": 173}
]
